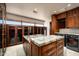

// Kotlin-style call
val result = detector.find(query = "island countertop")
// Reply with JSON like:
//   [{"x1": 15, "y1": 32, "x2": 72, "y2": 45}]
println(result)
[
  {"x1": 24, "y1": 35, "x2": 64, "y2": 47},
  {"x1": 23, "y1": 35, "x2": 64, "y2": 56}
]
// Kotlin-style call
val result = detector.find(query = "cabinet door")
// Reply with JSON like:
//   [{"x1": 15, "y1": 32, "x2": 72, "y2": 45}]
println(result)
[
  {"x1": 56, "y1": 12, "x2": 66, "y2": 19},
  {"x1": 75, "y1": 15, "x2": 79, "y2": 28},
  {"x1": 66, "y1": 16, "x2": 75, "y2": 28},
  {"x1": 77, "y1": 16, "x2": 79, "y2": 28},
  {"x1": 66, "y1": 8, "x2": 79, "y2": 28},
  {"x1": 51, "y1": 16, "x2": 58, "y2": 34},
  {"x1": 75, "y1": 8, "x2": 79, "y2": 28},
  {"x1": 77, "y1": 8, "x2": 79, "y2": 28}
]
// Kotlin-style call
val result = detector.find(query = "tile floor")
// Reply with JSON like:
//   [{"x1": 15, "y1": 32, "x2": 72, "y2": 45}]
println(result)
[
  {"x1": 0, "y1": 48, "x2": 5, "y2": 56},
  {"x1": 4, "y1": 44, "x2": 79, "y2": 56},
  {"x1": 4, "y1": 44, "x2": 26, "y2": 56},
  {"x1": 0, "y1": 49, "x2": 2, "y2": 56},
  {"x1": 64, "y1": 47, "x2": 79, "y2": 56}
]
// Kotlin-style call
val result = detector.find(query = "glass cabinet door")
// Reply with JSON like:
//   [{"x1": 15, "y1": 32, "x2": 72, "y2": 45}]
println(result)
[
  {"x1": 17, "y1": 26, "x2": 22, "y2": 44},
  {"x1": 24, "y1": 27, "x2": 28, "y2": 35},
  {"x1": 9, "y1": 26, "x2": 16, "y2": 46}
]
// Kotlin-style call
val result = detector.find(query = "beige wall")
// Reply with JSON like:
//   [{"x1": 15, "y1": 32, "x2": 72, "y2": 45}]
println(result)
[{"x1": 6, "y1": 13, "x2": 44, "y2": 24}]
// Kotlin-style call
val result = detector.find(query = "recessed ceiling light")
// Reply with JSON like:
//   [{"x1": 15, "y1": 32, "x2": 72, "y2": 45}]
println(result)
[
  {"x1": 67, "y1": 4, "x2": 71, "y2": 7},
  {"x1": 53, "y1": 11, "x2": 56, "y2": 13},
  {"x1": 59, "y1": 8, "x2": 65, "y2": 11}
]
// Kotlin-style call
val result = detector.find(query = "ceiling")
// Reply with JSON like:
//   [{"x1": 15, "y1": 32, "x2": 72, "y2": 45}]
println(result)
[
  {"x1": 6, "y1": 3, "x2": 79, "y2": 15},
  {"x1": 6, "y1": 3, "x2": 79, "y2": 21}
]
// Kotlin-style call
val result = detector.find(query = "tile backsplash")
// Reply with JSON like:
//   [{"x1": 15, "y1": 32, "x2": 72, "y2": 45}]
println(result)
[{"x1": 59, "y1": 28, "x2": 79, "y2": 34}]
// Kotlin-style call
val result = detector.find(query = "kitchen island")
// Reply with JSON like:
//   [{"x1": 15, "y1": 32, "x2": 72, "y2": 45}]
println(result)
[{"x1": 23, "y1": 35, "x2": 64, "y2": 56}]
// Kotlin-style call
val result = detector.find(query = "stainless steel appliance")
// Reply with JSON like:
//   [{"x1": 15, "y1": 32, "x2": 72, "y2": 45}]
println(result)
[{"x1": 55, "y1": 28, "x2": 79, "y2": 52}]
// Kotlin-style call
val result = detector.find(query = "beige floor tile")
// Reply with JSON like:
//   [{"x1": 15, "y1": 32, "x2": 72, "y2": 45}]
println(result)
[
  {"x1": 4, "y1": 44, "x2": 26, "y2": 56},
  {"x1": 4, "y1": 44, "x2": 79, "y2": 56}
]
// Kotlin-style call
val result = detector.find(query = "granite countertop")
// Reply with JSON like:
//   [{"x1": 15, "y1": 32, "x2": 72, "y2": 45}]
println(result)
[
  {"x1": 23, "y1": 34, "x2": 45, "y2": 42},
  {"x1": 31, "y1": 35, "x2": 64, "y2": 47},
  {"x1": 55, "y1": 32, "x2": 79, "y2": 36}
]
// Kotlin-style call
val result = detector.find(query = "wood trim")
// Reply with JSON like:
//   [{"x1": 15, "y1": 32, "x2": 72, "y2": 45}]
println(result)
[
  {"x1": 33, "y1": 26, "x2": 34, "y2": 34},
  {"x1": 37, "y1": 27, "x2": 38, "y2": 34},
  {"x1": 7, "y1": 25, "x2": 10, "y2": 46},
  {"x1": 15, "y1": 26, "x2": 17, "y2": 45},
  {"x1": 22, "y1": 26, "x2": 24, "y2": 43}
]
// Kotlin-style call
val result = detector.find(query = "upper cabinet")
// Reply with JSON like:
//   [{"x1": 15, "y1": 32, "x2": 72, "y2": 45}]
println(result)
[
  {"x1": 50, "y1": 15, "x2": 58, "y2": 34},
  {"x1": 66, "y1": 7, "x2": 79, "y2": 28},
  {"x1": 56, "y1": 12, "x2": 66, "y2": 19},
  {"x1": 50, "y1": 7, "x2": 79, "y2": 35}
]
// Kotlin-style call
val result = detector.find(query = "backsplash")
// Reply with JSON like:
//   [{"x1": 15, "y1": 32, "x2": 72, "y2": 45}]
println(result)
[{"x1": 59, "y1": 28, "x2": 79, "y2": 34}]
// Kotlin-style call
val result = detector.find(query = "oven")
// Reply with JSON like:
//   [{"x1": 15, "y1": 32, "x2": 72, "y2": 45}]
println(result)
[{"x1": 66, "y1": 35, "x2": 79, "y2": 52}]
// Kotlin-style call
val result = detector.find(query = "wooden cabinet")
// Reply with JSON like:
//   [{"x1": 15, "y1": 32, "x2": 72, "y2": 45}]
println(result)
[
  {"x1": 76, "y1": 15, "x2": 79, "y2": 28},
  {"x1": 29, "y1": 39, "x2": 64, "y2": 56},
  {"x1": 5, "y1": 25, "x2": 23, "y2": 47},
  {"x1": 50, "y1": 15, "x2": 58, "y2": 34},
  {"x1": 50, "y1": 13, "x2": 67, "y2": 35},
  {"x1": 50, "y1": 7, "x2": 79, "y2": 34},
  {"x1": 57, "y1": 39, "x2": 64, "y2": 56},
  {"x1": 33, "y1": 26, "x2": 47, "y2": 35},
  {"x1": 66, "y1": 7, "x2": 79, "y2": 28},
  {"x1": 41, "y1": 41, "x2": 57, "y2": 56},
  {"x1": 75, "y1": 8, "x2": 79, "y2": 28},
  {"x1": 66, "y1": 16, "x2": 75, "y2": 28},
  {"x1": 8, "y1": 26, "x2": 17, "y2": 46},
  {"x1": 56, "y1": 12, "x2": 66, "y2": 19}
]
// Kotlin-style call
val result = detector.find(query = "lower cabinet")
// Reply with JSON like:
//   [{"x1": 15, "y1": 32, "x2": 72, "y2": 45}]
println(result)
[
  {"x1": 41, "y1": 42, "x2": 57, "y2": 56},
  {"x1": 57, "y1": 39, "x2": 64, "y2": 56},
  {"x1": 23, "y1": 39, "x2": 64, "y2": 56}
]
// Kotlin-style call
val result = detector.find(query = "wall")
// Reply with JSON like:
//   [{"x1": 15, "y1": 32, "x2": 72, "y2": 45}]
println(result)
[{"x1": 6, "y1": 4, "x2": 51, "y2": 35}]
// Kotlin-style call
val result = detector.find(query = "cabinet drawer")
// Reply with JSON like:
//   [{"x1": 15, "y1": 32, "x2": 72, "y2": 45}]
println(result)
[
  {"x1": 57, "y1": 45, "x2": 63, "y2": 50},
  {"x1": 57, "y1": 42, "x2": 64, "y2": 48},
  {"x1": 57, "y1": 47, "x2": 63, "y2": 56},
  {"x1": 57, "y1": 39, "x2": 64, "y2": 44},
  {"x1": 42, "y1": 42, "x2": 56, "y2": 53},
  {"x1": 50, "y1": 52, "x2": 57, "y2": 56},
  {"x1": 42, "y1": 48, "x2": 57, "y2": 56}
]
